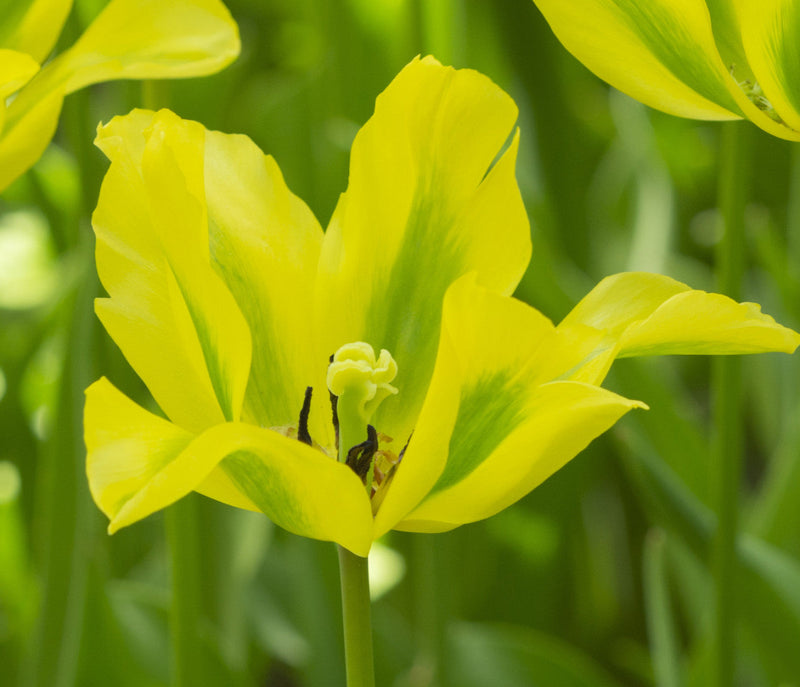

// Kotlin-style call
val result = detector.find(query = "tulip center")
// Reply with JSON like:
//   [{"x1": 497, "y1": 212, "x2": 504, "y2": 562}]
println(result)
[{"x1": 326, "y1": 342, "x2": 399, "y2": 495}]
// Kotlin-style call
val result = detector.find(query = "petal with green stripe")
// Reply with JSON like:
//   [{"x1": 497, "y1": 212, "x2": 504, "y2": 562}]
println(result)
[
  {"x1": 400, "y1": 381, "x2": 642, "y2": 532},
  {"x1": 378, "y1": 275, "x2": 638, "y2": 534},
  {"x1": 203, "y1": 129, "x2": 326, "y2": 435},
  {"x1": 532, "y1": 0, "x2": 742, "y2": 119},
  {"x1": 315, "y1": 56, "x2": 530, "y2": 446},
  {"x1": 85, "y1": 378, "x2": 373, "y2": 555},
  {"x1": 737, "y1": 0, "x2": 800, "y2": 132},
  {"x1": 93, "y1": 109, "x2": 251, "y2": 432}
]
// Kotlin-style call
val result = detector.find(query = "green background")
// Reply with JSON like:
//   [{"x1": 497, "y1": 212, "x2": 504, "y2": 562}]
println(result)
[{"x1": 2, "y1": 1, "x2": 799, "y2": 685}]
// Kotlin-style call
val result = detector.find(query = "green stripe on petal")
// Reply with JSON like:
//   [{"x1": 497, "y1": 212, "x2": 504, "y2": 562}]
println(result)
[
  {"x1": 93, "y1": 110, "x2": 251, "y2": 432},
  {"x1": 141, "y1": 113, "x2": 251, "y2": 423},
  {"x1": 316, "y1": 56, "x2": 530, "y2": 445},
  {"x1": 85, "y1": 378, "x2": 373, "y2": 555},
  {"x1": 401, "y1": 381, "x2": 643, "y2": 531},
  {"x1": 375, "y1": 275, "x2": 618, "y2": 536},
  {"x1": 203, "y1": 131, "x2": 326, "y2": 433},
  {"x1": 737, "y1": 0, "x2": 800, "y2": 132},
  {"x1": 532, "y1": 0, "x2": 742, "y2": 119}
]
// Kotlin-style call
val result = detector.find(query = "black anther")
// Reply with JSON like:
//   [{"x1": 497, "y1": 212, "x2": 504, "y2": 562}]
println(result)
[
  {"x1": 297, "y1": 386, "x2": 313, "y2": 445},
  {"x1": 346, "y1": 424, "x2": 378, "y2": 482}
]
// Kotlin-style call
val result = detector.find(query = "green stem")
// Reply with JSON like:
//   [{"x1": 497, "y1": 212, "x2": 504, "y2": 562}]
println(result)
[
  {"x1": 710, "y1": 121, "x2": 751, "y2": 687},
  {"x1": 337, "y1": 545, "x2": 375, "y2": 687},
  {"x1": 165, "y1": 496, "x2": 206, "y2": 687},
  {"x1": 643, "y1": 530, "x2": 683, "y2": 687}
]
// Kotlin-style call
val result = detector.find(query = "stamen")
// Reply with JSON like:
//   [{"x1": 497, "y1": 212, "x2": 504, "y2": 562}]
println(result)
[
  {"x1": 297, "y1": 386, "x2": 313, "y2": 446},
  {"x1": 346, "y1": 424, "x2": 378, "y2": 482}
]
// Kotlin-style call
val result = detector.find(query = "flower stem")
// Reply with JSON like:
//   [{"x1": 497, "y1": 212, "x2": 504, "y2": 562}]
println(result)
[
  {"x1": 165, "y1": 495, "x2": 206, "y2": 687},
  {"x1": 337, "y1": 546, "x2": 375, "y2": 687},
  {"x1": 710, "y1": 120, "x2": 751, "y2": 687}
]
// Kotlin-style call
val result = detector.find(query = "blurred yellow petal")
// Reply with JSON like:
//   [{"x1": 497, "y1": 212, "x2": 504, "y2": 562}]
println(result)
[
  {"x1": 0, "y1": 49, "x2": 39, "y2": 98},
  {"x1": 86, "y1": 378, "x2": 373, "y2": 555},
  {"x1": 54, "y1": 0, "x2": 239, "y2": 94},
  {"x1": 93, "y1": 109, "x2": 252, "y2": 432},
  {"x1": 532, "y1": 0, "x2": 742, "y2": 119},
  {"x1": 0, "y1": 0, "x2": 72, "y2": 62},
  {"x1": 737, "y1": 0, "x2": 800, "y2": 132},
  {"x1": 316, "y1": 56, "x2": 530, "y2": 445},
  {"x1": 0, "y1": 88, "x2": 61, "y2": 192},
  {"x1": 532, "y1": 0, "x2": 800, "y2": 140},
  {"x1": 0, "y1": 0, "x2": 239, "y2": 193}
]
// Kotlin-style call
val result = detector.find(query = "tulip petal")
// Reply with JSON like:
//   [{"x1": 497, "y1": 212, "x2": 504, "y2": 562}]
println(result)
[
  {"x1": 389, "y1": 277, "x2": 642, "y2": 532},
  {"x1": 0, "y1": 87, "x2": 61, "y2": 192},
  {"x1": 557, "y1": 272, "x2": 800, "y2": 384},
  {"x1": 737, "y1": 0, "x2": 800, "y2": 131},
  {"x1": 375, "y1": 275, "x2": 630, "y2": 534},
  {"x1": 0, "y1": 49, "x2": 39, "y2": 98},
  {"x1": 93, "y1": 110, "x2": 251, "y2": 432},
  {"x1": 86, "y1": 378, "x2": 373, "y2": 555},
  {"x1": 203, "y1": 129, "x2": 326, "y2": 434},
  {"x1": 53, "y1": 0, "x2": 239, "y2": 94},
  {"x1": 532, "y1": 0, "x2": 744, "y2": 119},
  {"x1": 316, "y1": 56, "x2": 530, "y2": 445},
  {"x1": 0, "y1": 0, "x2": 72, "y2": 63},
  {"x1": 619, "y1": 291, "x2": 800, "y2": 357}
]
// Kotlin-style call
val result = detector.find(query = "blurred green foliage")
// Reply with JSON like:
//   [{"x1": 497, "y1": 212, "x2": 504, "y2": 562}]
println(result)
[{"x1": 1, "y1": 1, "x2": 800, "y2": 686}]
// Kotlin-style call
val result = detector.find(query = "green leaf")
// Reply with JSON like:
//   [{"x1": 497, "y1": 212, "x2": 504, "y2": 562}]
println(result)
[{"x1": 449, "y1": 622, "x2": 625, "y2": 687}]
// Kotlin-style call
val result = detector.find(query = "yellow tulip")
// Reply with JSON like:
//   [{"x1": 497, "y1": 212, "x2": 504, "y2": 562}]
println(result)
[{"x1": 85, "y1": 57, "x2": 799, "y2": 557}]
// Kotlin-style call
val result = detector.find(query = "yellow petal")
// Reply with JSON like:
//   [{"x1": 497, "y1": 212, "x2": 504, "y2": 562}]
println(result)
[
  {"x1": 377, "y1": 275, "x2": 634, "y2": 534},
  {"x1": 85, "y1": 378, "x2": 374, "y2": 555},
  {"x1": 85, "y1": 377, "x2": 195, "y2": 525},
  {"x1": 532, "y1": 0, "x2": 742, "y2": 119},
  {"x1": 557, "y1": 272, "x2": 800, "y2": 384},
  {"x1": 203, "y1": 129, "x2": 326, "y2": 434},
  {"x1": 0, "y1": 87, "x2": 61, "y2": 192},
  {"x1": 619, "y1": 291, "x2": 800, "y2": 357},
  {"x1": 736, "y1": 0, "x2": 800, "y2": 132},
  {"x1": 0, "y1": 49, "x2": 39, "y2": 98},
  {"x1": 54, "y1": 0, "x2": 239, "y2": 94},
  {"x1": 400, "y1": 381, "x2": 642, "y2": 532},
  {"x1": 0, "y1": 0, "x2": 72, "y2": 63},
  {"x1": 532, "y1": 0, "x2": 800, "y2": 140},
  {"x1": 93, "y1": 109, "x2": 251, "y2": 432},
  {"x1": 315, "y1": 56, "x2": 530, "y2": 445}
]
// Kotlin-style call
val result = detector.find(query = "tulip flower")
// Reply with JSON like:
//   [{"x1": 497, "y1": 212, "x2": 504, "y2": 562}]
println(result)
[
  {"x1": 0, "y1": 0, "x2": 239, "y2": 193},
  {"x1": 84, "y1": 56, "x2": 799, "y2": 557},
  {"x1": 531, "y1": 0, "x2": 800, "y2": 140}
]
